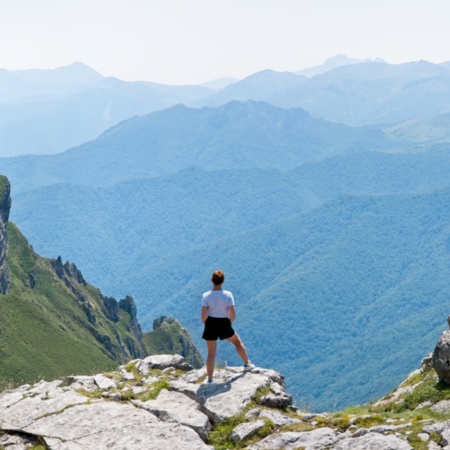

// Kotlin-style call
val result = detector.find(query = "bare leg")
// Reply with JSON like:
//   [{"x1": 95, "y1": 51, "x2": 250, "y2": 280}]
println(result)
[
  {"x1": 206, "y1": 340, "x2": 217, "y2": 380},
  {"x1": 226, "y1": 333, "x2": 249, "y2": 364}
]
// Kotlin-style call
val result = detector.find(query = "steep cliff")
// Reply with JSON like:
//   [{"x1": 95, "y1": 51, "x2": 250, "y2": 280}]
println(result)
[
  {"x1": 0, "y1": 176, "x2": 10, "y2": 294},
  {"x1": 0, "y1": 175, "x2": 201, "y2": 389}
]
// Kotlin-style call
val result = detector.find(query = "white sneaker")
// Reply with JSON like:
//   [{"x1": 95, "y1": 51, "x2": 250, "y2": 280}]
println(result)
[{"x1": 243, "y1": 362, "x2": 255, "y2": 372}]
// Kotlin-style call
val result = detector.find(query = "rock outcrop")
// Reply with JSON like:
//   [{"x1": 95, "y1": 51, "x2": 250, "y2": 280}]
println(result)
[
  {"x1": 144, "y1": 316, "x2": 204, "y2": 368},
  {"x1": 4, "y1": 353, "x2": 450, "y2": 450},
  {"x1": 432, "y1": 316, "x2": 450, "y2": 384},
  {"x1": 0, "y1": 175, "x2": 11, "y2": 294},
  {"x1": 0, "y1": 355, "x2": 292, "y2": 450}
]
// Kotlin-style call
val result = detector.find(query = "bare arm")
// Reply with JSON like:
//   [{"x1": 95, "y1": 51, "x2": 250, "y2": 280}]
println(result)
[
  {"x1": 201, "y1": 306, "x2": 209, "y2": 323},
  {"x1": 229, "y1": 306, "x2": 236, "y2": 324}
]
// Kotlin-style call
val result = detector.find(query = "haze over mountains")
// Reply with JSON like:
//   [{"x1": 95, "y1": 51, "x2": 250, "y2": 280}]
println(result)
[
  {"x1": 2, "y1": 55, "x2": 450, "y2": 157},
  {"x1": 0, "y1": 62, "x2": 214, "y2": 156},
  {"x1": 2, "y1": 55, "x2": 450, "y2": 411},
  {"x1": 0, "y1": 101, "x2": 390, "y2": 193}
]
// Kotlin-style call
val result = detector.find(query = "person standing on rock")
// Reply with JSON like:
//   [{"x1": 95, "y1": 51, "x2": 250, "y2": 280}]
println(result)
[{"x1": 201, "y1": 270, "x2": 255, "y2": 383}]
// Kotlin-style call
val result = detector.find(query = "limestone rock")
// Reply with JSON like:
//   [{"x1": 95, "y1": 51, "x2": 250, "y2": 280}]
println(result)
[
  {"x1": 1, "y1": 353, "x2": 435, "y2": 450},
  {"x1": 0, "y1": 433, "x2": 35, "y2": 449},
  {"x1": 423, "y1": 419, "x2": 450, "y2": 435},
  {"x1": 428, "y1": 441, "x2": 441, "y2": 450},
  {"x1": 134, "y1": 388, "x2": 211, "y2": 441},
  {"x1": 170, "y1": 366, "x2": 284, "y2": 423},
  {"x1": 94, "y1": 374, "x2": 117, "y2": 390},
  {"x1": 246, "y1": 427, "x2": 339, "y2": 449},
  {"x1": 231, "y1": 419, "x2": 266, "y2": 442},
  {"x1": 0, "y1": 356, "x2": 297, "y2": 449},
  {"x1": 432, "y1": 330, "x2": 450, "y2": 384},
  {"x1": 352, "y1": 424, "x2": 411, "y2": 437},
  {"x1": 143, "y1": 354, "x2": 193, "y2": 371},
  {"x1": 258, "y1": 409, "x2": 301, "y2": 426},
  {"x1": 260, "y1": 391, "x2": 292, "y2": 408},
  {"x1": 442, "y1": 428, "x2": 450, "y2": 446},
  {"x1": 431, "y1": 399, "x2": 450, "y2": 413},
  {"x1": 24, "y1": 401, "x2": 212, "y2": 450},
  {"x1": 0, "y1": 380, "x2": 89, "y2": 430},
  {"x1": 332, "y1": 433, "x2": 413, "y2": 449}
]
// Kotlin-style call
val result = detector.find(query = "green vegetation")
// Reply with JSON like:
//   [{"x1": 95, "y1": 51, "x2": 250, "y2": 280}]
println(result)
[
  {"x1": 0, "y1": 175, "x2": 7, "y2": 196},
  {"x1": 208, "y1": 412, "x2": 275, "y2": 450},
  {"x1": 144, "y1": 317, "x2": 203, "y2": 368},
  {"x1": 0, "y1": 222, "x2": 149, "y2": 389},
  {"x1": 0, "y1": 184, "x2": 201, "y2": 389},
  {"x1": 372, "y1": 369, "x2": 450, "y2": 414}
]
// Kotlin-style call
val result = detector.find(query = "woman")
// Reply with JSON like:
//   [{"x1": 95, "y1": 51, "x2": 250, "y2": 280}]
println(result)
[{"x1": 201, "y1": 270, "x2": 254, "y2": 383}]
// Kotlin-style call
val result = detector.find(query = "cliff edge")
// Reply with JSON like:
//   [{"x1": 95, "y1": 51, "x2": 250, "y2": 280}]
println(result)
[
  {"x1": 0, "y1": 175, "x2": 11, "y2": 294},
  {"x1": 3, "y1": 350, "x2": 450, "y2": 450}
]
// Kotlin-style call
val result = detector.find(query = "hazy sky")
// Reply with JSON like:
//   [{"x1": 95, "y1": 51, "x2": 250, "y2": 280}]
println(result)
[{"x1": 0, "y1": 0, "x2": 449, "y2": 85}]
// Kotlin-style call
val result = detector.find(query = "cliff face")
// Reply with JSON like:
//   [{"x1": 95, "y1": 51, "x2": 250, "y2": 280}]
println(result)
[
  {"x1": 0, "y1": 174, "x2": 204, "y2": 390},
  {"x1": 0, "y1": 176, "x2": 11, "y2": 294}
]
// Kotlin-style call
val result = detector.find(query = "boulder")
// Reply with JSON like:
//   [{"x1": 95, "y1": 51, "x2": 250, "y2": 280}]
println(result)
[
  {"x1": 432, "y1": 330, "x2": 450, "y2": 384},
  {"x1": 143, "y1": 354, "x2": 193, "y2": 371},
  {"x1": 231, "y1": 419, "x2": 266, "y2": 442},
  {"x1": 332, "y1": 433, "x2": 412, "y2": 449},
  {"x1": 258, "y1": 409, "x2": 301, "y2": 426},
  {"x1": 246, "y1": 427, "x2": 339, "y2": 449}
]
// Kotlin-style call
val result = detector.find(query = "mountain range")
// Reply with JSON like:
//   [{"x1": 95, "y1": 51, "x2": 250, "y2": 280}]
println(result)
[
  {"x1": 0, "y1": 62, "x2": 213, "y2": 156},
  {"x1": 2, "y1": 57, "x2": 450, "y2": 157},
  {"x1": 2, "y1": 98, "x2": 450, "y2": 410},
  {"x1": 202, "y1": 60, "x2": 450, "y2": 126},
  {"x1": 2, "y1": 57, "x2": 450, "y2": 412},
  {"x1": 0, "y1": 100, "x2": 391, "y2": 193}
]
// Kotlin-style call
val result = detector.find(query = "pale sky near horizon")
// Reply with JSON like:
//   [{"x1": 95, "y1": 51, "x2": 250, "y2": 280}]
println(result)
[{"x1": 0, "y1": 0, "x2": 449, "y2": 85}]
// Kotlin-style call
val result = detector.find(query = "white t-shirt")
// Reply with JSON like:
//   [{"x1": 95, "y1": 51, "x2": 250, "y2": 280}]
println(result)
[{"x1": 202, "y1": 289, "x2": 235, "y2": 318}]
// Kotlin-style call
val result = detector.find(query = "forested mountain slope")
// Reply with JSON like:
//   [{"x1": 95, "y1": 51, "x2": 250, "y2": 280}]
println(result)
[
  {"x1": 9, "y1": 146, "x2": 450, "y2": 410},
  {"x1": 136, "y1": 188, "x2": 450, "y2": 411},
  {"x1": 0, "y1": 101, "x2": 391, "y2": 194}
]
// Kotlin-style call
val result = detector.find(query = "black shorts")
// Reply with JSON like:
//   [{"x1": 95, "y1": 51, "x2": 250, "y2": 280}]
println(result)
[{"x1": 202, "y1": 317, "x2": 235, "y2": 341}]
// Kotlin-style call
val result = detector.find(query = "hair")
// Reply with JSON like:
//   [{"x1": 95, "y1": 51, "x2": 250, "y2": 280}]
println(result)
[{"x1": 211, "y1": 270, "x2": 225, "y2": 286}]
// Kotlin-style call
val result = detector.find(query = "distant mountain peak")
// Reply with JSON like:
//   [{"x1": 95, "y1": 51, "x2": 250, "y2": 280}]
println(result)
[
  {"x1": 200, "y1": 77, "x2": 238, "y2": 90},
  {"x1": 298, "y1": 55, "x2": 386, "y2": 78},
  {"x1": 54, "y1": 61, "x2": 104, "y2": 77}
]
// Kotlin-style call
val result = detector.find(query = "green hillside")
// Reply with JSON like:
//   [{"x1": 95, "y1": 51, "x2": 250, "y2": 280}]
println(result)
[
  {"x1": 0, "y1": 176, "x2": 203, "y2": 389},
  {"x1": 0, "y1": 222, "x2": 148, "y2": 388},
  {"x1": 143, "y1": 316, "x2": 203, "y2": 368}
]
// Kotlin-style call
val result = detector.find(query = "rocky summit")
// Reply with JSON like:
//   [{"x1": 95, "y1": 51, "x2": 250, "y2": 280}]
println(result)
[{"x1": 4, "y1": 352, "x2": 450, "y2": 450}]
